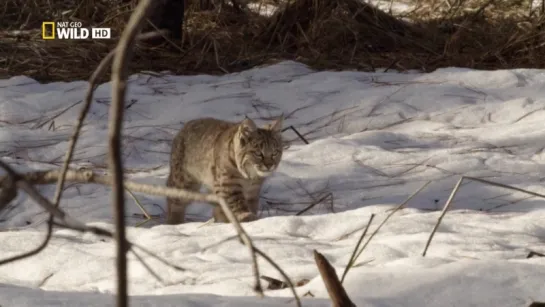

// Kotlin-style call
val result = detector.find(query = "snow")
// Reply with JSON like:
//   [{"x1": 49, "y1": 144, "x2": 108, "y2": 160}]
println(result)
[
  {"x1": 1, "y1": 61, "x2": 545, "y2": 306},
  {"x1": 246, "y1": 0, "x2": 415, "y2": 16},
  {"x1": 247, "y1": 2, "x2": 278, "y2": 16}
]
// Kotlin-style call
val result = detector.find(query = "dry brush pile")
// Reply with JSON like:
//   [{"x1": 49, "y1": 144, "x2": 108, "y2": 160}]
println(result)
[{"x1": 0, "y1": 0, "x2": 544, "y2": 83}]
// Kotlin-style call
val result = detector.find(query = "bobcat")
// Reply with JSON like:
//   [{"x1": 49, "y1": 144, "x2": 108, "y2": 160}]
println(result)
[{"x1": 166, "y1": 116, "x2": 283, "y2": 224}]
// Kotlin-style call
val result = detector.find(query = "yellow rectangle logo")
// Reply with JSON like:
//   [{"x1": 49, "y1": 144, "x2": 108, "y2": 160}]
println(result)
[{"x1": 42, "y1": 22, "x2": 55, "y2": 39}]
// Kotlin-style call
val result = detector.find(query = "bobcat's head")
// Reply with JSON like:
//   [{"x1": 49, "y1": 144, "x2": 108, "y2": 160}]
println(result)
[{"x1": 234, "y1": 116, "x2": 283, "y2": 179}]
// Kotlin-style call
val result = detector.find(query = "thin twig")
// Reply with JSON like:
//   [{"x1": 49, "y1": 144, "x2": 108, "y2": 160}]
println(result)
[
  {"x1": 295, "y1": 193, "x2": 332, "y2": 216},
  {"x1": 282, "y1": 125, "x2": 309, "y2": 144},
  {"x1": 197, "y1": 217, "x2": 215, "y2": 228},
  {"x1": 200, "y1": 235, "x2": 239, "y2": 252},
  {"x1": 126, "y1": 187, "x2": 151, "y2": 220},
  {"x1": 212, "y1": 39, "x2": 229, "y2": 73},
  {"x1": 32, "y1": 100, "x2": 82, "y2": 129},
  {"x1": 337, "y1": 179, "x2": 431, "y2": 270},
  {"x1": 254, "y1": 247, "x2": 301, "y2": 307},
  {"x1": 130, "y1": 248, "x2": 164, "y2": 283},
  {"x1": 130, "y1": 242, "x2": 186, "y2": 272},
  {"x1": 340, "y1": 213, "x2": 375, "y2": 284},
  {"x1": 423, "y1": 176, "x2": 545, "y2": 256},
  {"x1": 464, "y1": 176, "x2": 545, "y2": 199},
  {"x1": 422, "y1": 177, "x2": 464, "y2": 257},
  {"x1": 342, "y1": 181, "x2": 430, "y2": 270}
]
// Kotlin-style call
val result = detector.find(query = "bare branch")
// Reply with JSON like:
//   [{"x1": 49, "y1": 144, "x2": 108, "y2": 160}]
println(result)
[{"x1": 108, "y1": 0, "x2": 157, "y2": 306}]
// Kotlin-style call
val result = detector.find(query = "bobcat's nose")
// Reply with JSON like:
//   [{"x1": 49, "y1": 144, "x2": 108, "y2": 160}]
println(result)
[{"x1": 263, "y1": 162, "x2": 275, "y2": 171}]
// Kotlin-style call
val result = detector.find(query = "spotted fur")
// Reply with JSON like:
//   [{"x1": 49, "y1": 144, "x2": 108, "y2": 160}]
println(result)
[{"x1": 166, "y1": 116, "x2": 283, "y2": 224}]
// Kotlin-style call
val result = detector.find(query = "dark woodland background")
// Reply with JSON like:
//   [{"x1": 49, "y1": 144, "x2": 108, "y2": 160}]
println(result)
[{"x1": 0, "y1": 0, "x2": 544, "y2": 82}]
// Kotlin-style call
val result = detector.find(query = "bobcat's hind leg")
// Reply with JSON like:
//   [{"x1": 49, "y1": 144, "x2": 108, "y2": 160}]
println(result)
[
  {"x1": 166, "y1": 173, "x2": 200, "y2": 225},
  {"x1": 212, "y1": 206, "x2": 257, "y2": 223}
]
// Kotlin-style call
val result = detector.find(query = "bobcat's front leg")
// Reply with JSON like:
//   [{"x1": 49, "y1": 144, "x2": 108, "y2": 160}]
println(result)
[
  {"x1": 212, "y1": 175, "x2": 257, "y2": 223},
  {"x1": 245, "y1": 181, "x2": 263, "y2": 216}
]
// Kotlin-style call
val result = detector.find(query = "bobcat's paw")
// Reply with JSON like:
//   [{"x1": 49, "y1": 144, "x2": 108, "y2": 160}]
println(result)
[{"x1": 235, "y1": 211, "x2": 258, "y2": 223}]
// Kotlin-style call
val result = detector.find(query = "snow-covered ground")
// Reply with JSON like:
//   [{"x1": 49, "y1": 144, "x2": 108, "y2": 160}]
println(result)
[
  {"x1": 1, "y1": 61, "x2": 545, "y2": 306},
  {"x1": 247, "y1": 0, "x2": 414, "y2": 16}
]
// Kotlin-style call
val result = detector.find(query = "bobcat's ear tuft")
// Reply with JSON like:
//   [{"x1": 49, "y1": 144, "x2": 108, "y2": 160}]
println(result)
[
  {"x1": 267, "y1": 115, "x2": 283, "y2": 132},
  {"x1": 240, "y1": 117, "x2": 257, "y2": 138}
]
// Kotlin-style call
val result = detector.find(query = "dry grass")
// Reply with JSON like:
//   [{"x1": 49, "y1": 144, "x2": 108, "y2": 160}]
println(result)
[{"x1": 0, "y1": 0, "x2": 544, "y2": 83}]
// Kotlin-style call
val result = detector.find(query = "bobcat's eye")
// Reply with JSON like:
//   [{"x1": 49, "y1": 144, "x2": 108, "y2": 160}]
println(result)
[{"x1": 253, "y1": 152, "x2": 264, "y2": 159}]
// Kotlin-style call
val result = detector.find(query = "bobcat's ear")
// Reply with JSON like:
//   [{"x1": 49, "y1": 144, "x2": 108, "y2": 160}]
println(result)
[
  {"x1": 266, "y1": 115, "x2": 283, "y2": 132},
  {"x1": 240, "y1": 117, "x2": 257, "y2": 138}
]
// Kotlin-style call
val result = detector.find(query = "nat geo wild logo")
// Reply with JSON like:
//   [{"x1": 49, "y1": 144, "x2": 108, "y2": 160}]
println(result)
[{"x1": 42, "y1": 21, "x2": 111, "y2": 40}]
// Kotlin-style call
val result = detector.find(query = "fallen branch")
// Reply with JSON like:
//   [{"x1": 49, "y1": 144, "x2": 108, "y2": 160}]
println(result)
[
  {"x1": 0, "y1": 166, "x2": 265, "y2": 298},
  {"x1": 0, "y1": 161, "x2": 186, "y2": 280},
  {"x1": 0, "y1": 168, "x2": 251, "y2": 206}
]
